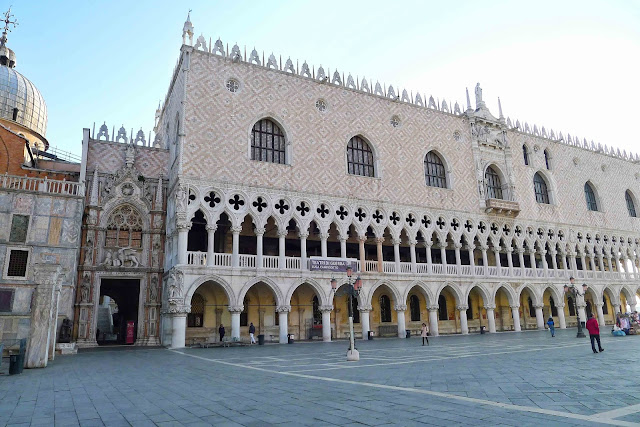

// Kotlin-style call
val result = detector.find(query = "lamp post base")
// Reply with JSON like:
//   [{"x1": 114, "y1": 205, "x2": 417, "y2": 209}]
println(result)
[
  {"x1": 346, "y1": 349, "x2": 360, "y2": 361},
  {"x1": 576, "y1": 330, "x2": 586, "y2": 338}
]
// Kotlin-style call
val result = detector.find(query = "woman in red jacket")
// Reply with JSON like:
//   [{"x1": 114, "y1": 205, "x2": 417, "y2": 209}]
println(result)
[{"x1": 586, "y1": 314, "x2": 604, "y2": 354}]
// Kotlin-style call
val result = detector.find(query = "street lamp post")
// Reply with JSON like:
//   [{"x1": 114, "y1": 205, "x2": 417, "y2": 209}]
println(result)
[
  {"x1": 563, "y1": 276, "x2": 587, "y2": 338},
  {"x1": 331, "y1": 266, "x2": 362, "y2": 362}
]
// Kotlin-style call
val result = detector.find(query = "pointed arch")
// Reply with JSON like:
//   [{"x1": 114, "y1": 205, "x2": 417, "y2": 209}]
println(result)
[
  {"x1": 435, "y1": 282, "x2": 463, "y2": 306},
  {"x1": 286, "y1": 278, "x2": 329, "y2": 306},
  {"x1": 237, "y1": 276, "x2": 284, "y2": 306},
  {"x1": 492, "y1": 283, "x2": 517, "y2": 307},
  {"x1": 401, "y1": 280, "x2": 435, "y2": 306},
  {"x1": 518, "y1": 284, "x2": 542, "y2": 306},
  {"x1": 184, "y1": 274, "x2": 235, "y2": 307},
  {"x1": 365, "y1": 279, "x2": 401, "y2": 306},
  {"x1": 584, "y1": 181, "x2": 599, "y2": 211}
]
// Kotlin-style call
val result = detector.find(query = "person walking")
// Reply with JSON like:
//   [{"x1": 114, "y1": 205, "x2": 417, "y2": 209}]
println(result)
[
  {"x1": 421, "y1": 323, "x2": 429, "y2": 346},
  {"x1": 218, "y1": 324, "x2": 225, "y2": 342},
  {"x1": 546, "y1": 317, "x2": 555, "y2": 337},
  {"x1": 249, "y1": 322, "x2": 256, "y2": 344},
  {"x1": 585, "y1": 313, "x2": 604, "y2": 354}
]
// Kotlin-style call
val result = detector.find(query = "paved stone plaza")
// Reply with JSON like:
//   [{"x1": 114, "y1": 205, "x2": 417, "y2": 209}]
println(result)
[{"x1": 1, "y1": 331, "x2": 640, "y2": 426}]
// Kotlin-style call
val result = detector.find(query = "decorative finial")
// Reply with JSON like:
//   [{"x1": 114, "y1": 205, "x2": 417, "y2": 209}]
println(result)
[
  {"x1": 498, "y1": 97, "x2": 504, "y2": 120},
  {"x1": 182, "y1": 10, "x2": 194, "y2": 46},
  {"x1": 465, "y1": 88, "x2": 472, "y2": 111},
  {"x1": 474, "y1": 83, "x2": 484, "y2": 109},
  {"x1": 0, "y1": 7, "x2": 17, "y2": 48}
]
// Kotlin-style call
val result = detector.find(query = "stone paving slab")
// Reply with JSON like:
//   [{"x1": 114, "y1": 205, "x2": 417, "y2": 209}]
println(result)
[{"x1": 1, "y1": 329, "x2": 640, "y2": 426}]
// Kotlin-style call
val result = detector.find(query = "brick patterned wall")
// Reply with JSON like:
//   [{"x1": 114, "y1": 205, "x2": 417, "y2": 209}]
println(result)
[{"x1": 179, "y1": 50, "x2": 640, "y2": 235}]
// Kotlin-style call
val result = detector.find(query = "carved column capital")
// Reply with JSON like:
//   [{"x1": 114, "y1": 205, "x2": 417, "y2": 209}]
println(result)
[
  {"x1": 277, "y1": 229, "x2": 288, "y2": 238},
  {"x1": 254, "y1": 226, "x2": 265, "y2": 236},
  {"x1": 228, "y1": 305, "x2": 244, "y2": 313},
  {"x1": 456, "y1": 305, "x2": 469, "y2": 311},
  {"x1": 483, "y1": 304, "x2": 496, "y2": 310},
  {"x1": 427, "y1": 304, "x2": 440, "y2": 311},
  {"x1": 319, "y1": 232, "x2": 330, "y2": 241},
  {"x1": 319, "y1": 305, "x2": 334, "y2": 313},
  {"x1": 394, "y1": 304, "x2": 407, "y2": 312},
  {"x1": 408, "y1": 239, "x2": 417, "y2": 246},
  {"x1": 510, "y1": 305, "x2": 520, "y2": 310},
  {"x1": 276, "y1": 305, "x2": 291, "y2": 313},
  {"x1": 298, "y1": 232, "x2": 309, "y2": 240},
  {"x1": 375, "y1": 237, "x2": 385, "y2": 244},
  {"x1": 205, "y1": 224, "x2": 218, "y2": 232},
  {"x1": 176, "y1": 221, "x2": 191, "y2": 231},
  {"x1": 357, "y1": 304, "x2": 373, "y2": 312},
  {"x1": 391, "y1": 238, "x2": 401, "y2": 246},
  {"x1": 533, "y1": 304, "x2": 544, "y2": 309},
  {"x1": 230, "y1": 226, "x2": 243, "y2": 234}
]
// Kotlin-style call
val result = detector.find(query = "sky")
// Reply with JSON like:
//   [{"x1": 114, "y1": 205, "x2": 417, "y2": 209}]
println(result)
[{"x1": 7, "y1": 0, "x2": 640, "y2": 157}]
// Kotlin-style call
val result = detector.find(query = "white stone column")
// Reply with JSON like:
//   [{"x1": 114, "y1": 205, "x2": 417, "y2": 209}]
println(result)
[
  {"x1": 177, "y1": 224, "x2": 189, "y2": 265},
  {"x1": 557, "y1": 302, "x2": 567, "y2": 329},
  {"x1": 494, "y1": 249, "x2": 501, "y2": 269},
  {"x1": 340, "y1": 237, "x2": 347, "y2": 259},
  {"x1": 277, "y1": 306, "x2": 290, "y2": 344},
  {"x1": 440, "y1": 245, "x2": 447, "y2": 267},
  {"x1": 278, "y1": 229, "x2": 287, "y2": 270},
  {"x1": 589, "y1": 251, "x2": 597, "y2": 272},
  {"x1": 256, "y1": 227, "x2": 265, "y2": 269},
  {"x1": 529, "y1": 250, "x2": 537, "y2": 276},
  {"x1": 299, "y1": 232, "x2": 308, "y2": 270},
  {"x1": 230, "y1": 306, "x2": 242, "y2": 340},
  {"x1": 481, "y1": 245, "x2": 489, "y2": 275},
  {"x1": 206, "y1": 225, "x2": 216, "y2": 266},
  {"x1": 321, "y1": 306, "x2": 333, "y2": 342},
  {"x1": 393, "y1": 238, "x2": 401, "y2": 273},
  {"x1": 596, "y1": 303, "x2": 606, "y2": 330},
  {"x1": 396, "y1": 305, "x2": 407, "y2": 338},
  {"x1": 170, "y1": 314, "x2": 187, "y2": 349},
  {"x1": 376, "y1": 237, "x2": 384, "y2": 273},
  {"x1": 597, "y1": 253, "x2": 605, "y2": 271},
  {"x1": 358, "y1": 236, "x2": 366, "y2": 273},
  {"x1": 425, "y1": 241, "x2": 433, "y2": 274},
  {"x1": 320, "y1": 232, "x2": 329, "y2": 258},
  {"x1": 409, "y1": 239, "x2": 417, "y2": 273},
  {"x1": 485, "y1": 305, "x2": 496, "y2": 333},
  {"x1": 549, "y1": 250, "x2": 558, "y2": 271},
  {"x1": 511, "y1": 305, "x2": 522, "y2": 332},
  {"x1": 540, "y1": 249, "x2": 548, "y2": 277},
  {"x1": 518, "y1": 248, "x2": 526, "y2": 276},
  {"x1": 606, "y1": 255, "x2": 613, "y2": 272},
  {"x1": 428, "y1": 305, "x2": 439, "y2": 336},
  {"x1": 231, "y1": 226, "x2": 241, "y2": 268},
  {"x1": 534, "y1": 304, "x2": 545, "y2": 330},
  {"x1": 454, "y1": 243, "x2": 462, "y2": 274},
  {"x1": 577, "y1": 304, "x2": 587, "y2": 326},
  {"x1": 467, "y1": 245, "x2": 475, "y2": 269},
  {"x1": 458, "y1": 305, "x2": 469, "y2": 334},
  {"x1": 359, "y1": 305, "x2": 372, "y2": 338},
  {"x1": 580, "y1": 252, "x2": 587, "y2": 273},
  {"x1": 506, "y1": 247, "x2": 514, "y2": 276}
]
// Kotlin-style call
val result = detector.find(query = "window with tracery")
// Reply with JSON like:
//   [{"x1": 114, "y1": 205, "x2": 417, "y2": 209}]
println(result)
[
  {"x1": 251, "y1": 118, "x2": 286, "y2": 164},
  {"x1": 424, "y1": 151, "x2": 447, "y2": 188},
  {"x1": 484, "y1": 166, "x2": 503, "y2": 199},
  {"x1": 626, "y1": 191, "x2": 637, "y2": 217},
  {"x1": 379, "y1": 295, "x2": 391, "y2": 322},
  {"x1": 188, "y1": 294, "x2": 204, "y2": 327},
  {"x1": 533, "y1": 172, "x2": 550, "y2": 204},
  {"x1": 584, "y1": 182, "x2": 598, "y2": 211},
  {"x1": 105, "y1": 205, "x2": 143, "y2": 249},
  {"x1": 347, "y1": 136, "x2": 375, "y2": 177}
]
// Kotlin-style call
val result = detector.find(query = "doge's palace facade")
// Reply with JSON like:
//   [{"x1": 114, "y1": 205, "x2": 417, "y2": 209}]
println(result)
[{"x1": 157, "y1": 16, "x2": 640, "y2": 348}]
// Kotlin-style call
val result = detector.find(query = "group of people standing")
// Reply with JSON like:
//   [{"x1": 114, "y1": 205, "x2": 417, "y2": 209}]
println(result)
[{"x1": 547, "y1": 311, "x2": 604, "y2": 353}]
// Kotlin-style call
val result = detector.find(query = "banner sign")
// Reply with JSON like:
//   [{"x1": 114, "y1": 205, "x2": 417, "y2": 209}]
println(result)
[{"x1": 309, "y1": 257, "x2": 357, "y2": 272}]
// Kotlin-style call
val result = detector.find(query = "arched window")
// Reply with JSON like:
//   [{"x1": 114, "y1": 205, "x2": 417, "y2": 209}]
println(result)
[
  {"x1": 466, "y1": 295, "x2": 473, "y2": 319},
  {"x1": 251, "y1": 118, "x2": 286, "y2": 164},
  {"x1": 424, "y1": 151, "x2": 447, "y2": 188},
  {"x1": 347, "y1": 136, "x2": 375, "y2": 177},
  {"x1": 188, "y1": 210, "x2": 207, "y2": 252},
  {"x1": 240, "y1": 297, "x2": 249, "y2": 326},
  {"x1": 626, "y1": 191, "x2": 637, "y2": 217},
  {"x1": 567, "y1": 296, "x2": 576, "y2": 316},
  {"x1": 584, "y1": 182, "x2": 598, "y2": 211},
  {"x1": 379, "y1": 295, "x2": 391, "y2": 322},
  {"x1": 549, "y1": 296, "x2": 558, "y2": 317},
  {"x1": 528, "y1": 297, "x2": 535, "y2": 318},
  {"x1": 438, "y1": 295, "x2": 448, "y2": 321},
  {"x1": 105, "y1": 205, "x2": 143, "y2": 249},
  {"x1": 544, "y1": 149, "x2": 551, "y2": 170},
  {"x1": 533, "y1": 172, "x2": 550, "y2": 204},
  {"x1": 485, "y1": 166, "x2": 503, "y2": 199},
  {"x1": 409, "y1": 295, "x2": 420, "y2": 321},
  {"x1": 602, "y1": 295, "x2": 609, "y2": 314},
  {"x1": 522, "y1": 145, "x2": 529, "y2": 166},
  {"x1": 187, "y1": 294, "x2": 204, "y2": 327}
]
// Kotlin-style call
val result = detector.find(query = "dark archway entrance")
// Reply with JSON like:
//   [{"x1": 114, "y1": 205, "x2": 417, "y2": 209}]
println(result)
[{"x1": 98, "y1": 279, "x2": 140, "y2": 345}]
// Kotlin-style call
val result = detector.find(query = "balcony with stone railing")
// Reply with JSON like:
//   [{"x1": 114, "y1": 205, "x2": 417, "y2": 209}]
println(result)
[
  {"x1": 0, "y1": 173, "x2": 84, "y2": 197},
  {"x1": 185, "y1": 251, "x2": 636, "y2": 282}
]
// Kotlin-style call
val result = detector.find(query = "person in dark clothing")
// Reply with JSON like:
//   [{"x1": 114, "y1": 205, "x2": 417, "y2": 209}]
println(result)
[
  {"x1": 249, "y1": 322, "x2": 256, "y2": 344},
  {"x1": 546, "y1": 317, "x2": 555, "y2": 337},
  {"x1": 585, "y1": 314, "x2": 604, "y2": 354},
  {"x1": 219, "y1": 324, "x2": 225, "y2": 342}
]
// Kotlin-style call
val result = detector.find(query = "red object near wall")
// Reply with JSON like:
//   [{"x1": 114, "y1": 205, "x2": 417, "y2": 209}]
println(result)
[{"x1": 126, "y1": 321, "x2": 135, "y2": 344}]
